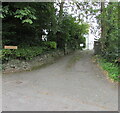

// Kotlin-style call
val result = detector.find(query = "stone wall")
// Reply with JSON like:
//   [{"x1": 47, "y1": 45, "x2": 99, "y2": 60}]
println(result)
[{"x1": 2, "y1": 49, "x2": 73, "y2": 74}]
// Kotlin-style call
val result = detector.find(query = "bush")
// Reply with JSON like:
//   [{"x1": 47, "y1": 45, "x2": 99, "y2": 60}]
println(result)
[
  {"x1": 98, "y1": 3, "x2": 119, "y2": 63},
  {"x1": 2, "y1": 46, "x2": 44, "y2": 62},
  {"x1": 97, "y1": 56, "x2": 119, "y2": 82},
  {"x1": 2, "y1": 49, "x2": 13, "y2": 61},
  {"x1": 43, "y1": 41, "x2": 57, "y2": 49}
]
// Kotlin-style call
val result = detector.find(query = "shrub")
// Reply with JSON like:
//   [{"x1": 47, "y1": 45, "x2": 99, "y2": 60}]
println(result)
[
  {"x1": 97, "y1": 56, "x2": 119, "y2": 82},
  {"x1": 2, "y1": 46, "x2": 44, "y2": 62},
  {"x1": 43, "y1": 41, "x2": 57, "y2": 49}
]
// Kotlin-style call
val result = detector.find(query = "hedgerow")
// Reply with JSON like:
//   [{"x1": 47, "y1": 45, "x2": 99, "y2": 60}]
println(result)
[{"x1": 1, "y1": 44, "x2": 57, "y2": 62}]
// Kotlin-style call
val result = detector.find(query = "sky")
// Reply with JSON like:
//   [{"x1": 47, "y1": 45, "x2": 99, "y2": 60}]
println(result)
[
  {"x1": 54, "y1": 1, "x2": 101, "y2": 49},
  {"x1": 63, "y1": 1, "x2": 100, "y2": 49}
]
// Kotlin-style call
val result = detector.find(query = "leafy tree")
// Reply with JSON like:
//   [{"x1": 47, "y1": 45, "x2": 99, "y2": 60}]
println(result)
[
  {"x1": 58, "y1": 14, "x2": 88, "y2": 50},
  {"x1": 2, "y1": 2, "x2": 57, "y2": 46},
  {"x1": 1, "y1": 2, "x2": 88, "y2": 61},
  {"x1": 98, "y1": 2, "x2": 119, "y2": 62}
]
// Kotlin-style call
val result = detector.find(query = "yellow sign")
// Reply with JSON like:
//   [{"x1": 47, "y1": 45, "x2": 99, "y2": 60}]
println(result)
[{"x1": 4, "y1": 46, "x2": 18, "y2": 49}]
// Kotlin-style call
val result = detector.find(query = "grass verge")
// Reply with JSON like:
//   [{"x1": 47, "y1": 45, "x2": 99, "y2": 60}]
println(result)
[{"x1": 95, "y1": 55, "x2": 119, "y2": 82}]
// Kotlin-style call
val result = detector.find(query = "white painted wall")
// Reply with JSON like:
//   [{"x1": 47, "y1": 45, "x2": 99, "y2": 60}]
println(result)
[{"x1": 85, "y1": 30, "x2": 95, "y2": 50}]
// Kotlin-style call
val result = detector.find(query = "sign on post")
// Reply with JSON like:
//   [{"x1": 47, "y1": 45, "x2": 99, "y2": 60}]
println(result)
[
  {"x1": 4, "y1": 46, "x2": 18, "y2": 49},
  {"x1": 80, "y1": 44, "x2": 84, "y2": 47}
]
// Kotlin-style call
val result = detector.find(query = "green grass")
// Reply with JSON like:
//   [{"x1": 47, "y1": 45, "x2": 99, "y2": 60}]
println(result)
[{"x1": 96, "y1": 56, "x2": 119, "y2": 82}]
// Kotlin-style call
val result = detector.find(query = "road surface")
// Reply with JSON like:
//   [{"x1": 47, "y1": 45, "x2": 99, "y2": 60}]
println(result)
[{"x1": 2, "y1": 50, "x2": 118, "y2": 111}]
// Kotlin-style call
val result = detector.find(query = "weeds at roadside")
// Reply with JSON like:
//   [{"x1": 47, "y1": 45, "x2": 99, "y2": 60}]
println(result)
[{"x1": 94, "y1": 55, "x2": 119, "y2": 82}]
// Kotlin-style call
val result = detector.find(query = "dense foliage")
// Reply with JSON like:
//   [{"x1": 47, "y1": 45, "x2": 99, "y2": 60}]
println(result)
[
  {"x1": 56, "y1": 15, "x2": 88, "y2": 50},
  {"x1": 1, "y1": 2, "x2": 88, "y2": 62},
  {"x1": 97, "y1": 2, "x2": 119, "y2": 63},
  {"x1": 96, "y1": 55, "x2": 119, "y2": 82},
  {"x1": 96, "y1": 2, "x2": 119, "y2": 81},
  {"x1": 1, "y1": 45, "x2": 57, "y2": 62},
  {"x1": 2, "y1": 2, "x2": 56, "y2": 46}
]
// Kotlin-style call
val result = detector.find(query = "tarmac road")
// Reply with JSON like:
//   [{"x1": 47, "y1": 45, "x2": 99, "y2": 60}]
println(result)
[{"x1": 2, "y1": 50, "x2": 118, "y2": 111}]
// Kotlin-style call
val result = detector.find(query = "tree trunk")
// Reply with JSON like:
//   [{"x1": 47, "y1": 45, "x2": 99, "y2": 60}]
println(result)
[
  {"x1": 56, "y1": 2, "x2": 64, "y2": 49},
  {"x1": 100, "y1": 2, "x2": 105, "y2": 54},
  {"x1": 101, "y1": 2, "x2": 105, "y2": 39},
  {"x1": 59, "y1": 2, "x2": 64, "y2": 24}
]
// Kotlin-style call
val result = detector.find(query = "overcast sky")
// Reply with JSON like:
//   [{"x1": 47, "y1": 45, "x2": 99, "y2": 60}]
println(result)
[{"x1": 58, "y1": 1, "x2": 101, "y2": 49}]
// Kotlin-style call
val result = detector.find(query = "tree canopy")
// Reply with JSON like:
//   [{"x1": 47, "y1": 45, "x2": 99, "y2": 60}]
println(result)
[
  {"x1": 97, "y1": 2, "x2": 119, "y2": 62},
  {"x1": 1, "y1": 1, "x2": 119, "y2": 63},
  {"x1": 1, "y1": 2, "x2": 88, "y2": 50}
]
